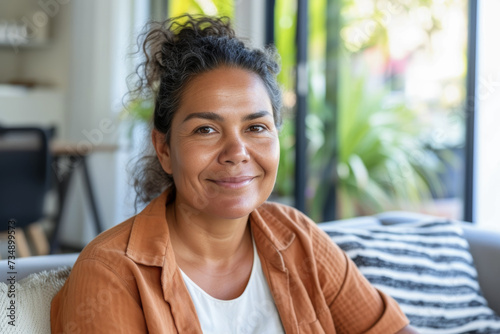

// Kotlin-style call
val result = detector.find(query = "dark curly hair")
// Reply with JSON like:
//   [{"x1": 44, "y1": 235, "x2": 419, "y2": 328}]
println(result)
[{"x1": 129, "y1": 14, "x2": 283, "y2": 206}]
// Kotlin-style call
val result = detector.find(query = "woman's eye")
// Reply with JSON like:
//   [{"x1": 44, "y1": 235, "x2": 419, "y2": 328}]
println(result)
[
  {"x1": 248, "y1": 125, "x2": 266, "y2": 132},
  {"x1": 195, "y1": 126, "x2": 215, "y2": 134}
]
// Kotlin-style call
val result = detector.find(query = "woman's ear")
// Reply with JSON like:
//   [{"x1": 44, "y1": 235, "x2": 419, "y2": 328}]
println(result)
[{"x1": 152, "y1": 129, "x2": 173, "y2": 174}]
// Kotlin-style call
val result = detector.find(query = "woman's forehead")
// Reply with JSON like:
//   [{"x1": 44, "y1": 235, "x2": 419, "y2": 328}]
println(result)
[
  {"x1": 184, "y1": 67, "x2": 264, "y2": 93},
  {"x1": 176, "y1": 67, "x2": 273, "y2": 117}
]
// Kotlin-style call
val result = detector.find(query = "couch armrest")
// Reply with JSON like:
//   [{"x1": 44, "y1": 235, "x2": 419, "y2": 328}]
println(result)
[{"x1": 462, "y1": 226, "x2": 500, "y2": 315}]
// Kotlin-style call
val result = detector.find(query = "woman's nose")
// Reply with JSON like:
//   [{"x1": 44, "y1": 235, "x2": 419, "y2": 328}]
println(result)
[{"x1": 218, "y1": 133, "x2": 250, "y2": 165}]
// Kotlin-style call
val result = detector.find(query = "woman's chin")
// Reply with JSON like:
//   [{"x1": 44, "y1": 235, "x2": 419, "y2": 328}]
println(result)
[
  {"x1": 201, "y1": 197, "x2": 265, "y2": 221},
  {"x1": 208, "y1": 203, "x2": 258, "y2": 220},
  {"x1": 175, "y1": 188, "x2": 273, "y2": 221}
]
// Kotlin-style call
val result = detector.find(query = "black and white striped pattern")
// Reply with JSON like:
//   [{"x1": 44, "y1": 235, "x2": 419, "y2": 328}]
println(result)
[{"x1": 324, "y1": 220, "x2": 500, "y2": 334}]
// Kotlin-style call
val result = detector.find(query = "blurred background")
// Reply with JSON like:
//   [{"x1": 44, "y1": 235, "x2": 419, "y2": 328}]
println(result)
[{"x1": 0, "y1": 0, "x2": 499, "y2": 253}]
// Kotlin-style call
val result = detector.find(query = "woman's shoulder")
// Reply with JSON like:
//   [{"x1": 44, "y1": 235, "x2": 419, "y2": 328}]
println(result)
[
  {"x1": 73, "y1": 216, "x2": 136, "y2": 270},
  {"x1": 255, "y1": 201, "x2": 320, "y2": 237},
  {"x1": 255, "y1": 201, "x2": 347, "y2": 272},
  {"x1": 258, "y1": 201, "x2": 315, "y2": 223},
  {"x1": 255, "y1": 201, "x2": 341, "y2": 250}
]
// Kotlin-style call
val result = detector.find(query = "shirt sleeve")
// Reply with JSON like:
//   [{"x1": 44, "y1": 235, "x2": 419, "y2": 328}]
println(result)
[
  {"x1": 51, "y1": 259, "x2": 148, "y2": 334},
  {"x1": 311, "y1": 224, "x2": 409, "y2": 334}
]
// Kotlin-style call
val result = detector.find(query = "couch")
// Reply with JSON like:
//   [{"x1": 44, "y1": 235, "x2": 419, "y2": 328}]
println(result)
[{"x1": 0, "y1": 212, "x2": 499, "y2": 333}]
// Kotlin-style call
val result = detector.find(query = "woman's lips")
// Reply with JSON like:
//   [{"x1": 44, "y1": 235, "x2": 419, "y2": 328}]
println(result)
[{"x1": 208, "y1": 176, "x2": 256, "y2": 189}]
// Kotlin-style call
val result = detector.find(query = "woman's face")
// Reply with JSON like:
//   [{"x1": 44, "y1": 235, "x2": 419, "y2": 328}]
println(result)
[{"x1": 153, "y1": 67, "x2": 280, "y2": 220}]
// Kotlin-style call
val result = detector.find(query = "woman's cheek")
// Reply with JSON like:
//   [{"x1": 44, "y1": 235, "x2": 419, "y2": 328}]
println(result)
[{"x1": 257, "y1": 137, "x2": 280, "y2": 171}]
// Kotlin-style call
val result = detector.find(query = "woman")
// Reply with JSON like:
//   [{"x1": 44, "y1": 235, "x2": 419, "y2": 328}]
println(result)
[{"x1": 51, "y1": 15, "x2": 417, "y2": 333}]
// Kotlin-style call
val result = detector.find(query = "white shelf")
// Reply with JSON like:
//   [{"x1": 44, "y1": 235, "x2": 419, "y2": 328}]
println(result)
[
  {"x1": 0, "y1": 41, "x2": 48, "y2": 49},
  {"x1": 0, "y1": 84, "x2": 30, "y2": 96}
]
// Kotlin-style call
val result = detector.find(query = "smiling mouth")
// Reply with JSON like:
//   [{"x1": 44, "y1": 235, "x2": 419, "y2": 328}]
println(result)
[{"x1": 208, "y1": 176, "x2": 256, "y2": 189}]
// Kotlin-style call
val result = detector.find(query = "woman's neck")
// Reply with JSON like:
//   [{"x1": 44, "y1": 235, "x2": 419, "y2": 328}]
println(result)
[
  {"x1": 166, "y1": 200, "x2": 255, "y2": 300},
  {"x1": 165, "y1": 201, "x2": 252, "y2": 265}
]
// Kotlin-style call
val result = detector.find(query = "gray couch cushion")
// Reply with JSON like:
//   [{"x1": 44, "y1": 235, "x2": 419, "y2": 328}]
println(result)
[{"x1": 323, "y1": 220, "x2": 500, "y2": 334}]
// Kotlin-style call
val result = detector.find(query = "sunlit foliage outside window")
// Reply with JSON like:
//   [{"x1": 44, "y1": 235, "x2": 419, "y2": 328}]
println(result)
[{"x1": 274, "y1": 0, "x2": 468, "y2": 221}]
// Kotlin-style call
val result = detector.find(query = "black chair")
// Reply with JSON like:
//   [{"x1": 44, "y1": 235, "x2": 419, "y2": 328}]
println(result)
[{"x1": 0, "y1": 126, "x2": 52, "y2": 257}]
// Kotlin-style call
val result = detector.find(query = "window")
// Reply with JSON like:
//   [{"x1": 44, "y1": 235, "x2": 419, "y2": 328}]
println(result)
[{"x1": 274, "y1": 0, "x2": 470, "y2": 221}]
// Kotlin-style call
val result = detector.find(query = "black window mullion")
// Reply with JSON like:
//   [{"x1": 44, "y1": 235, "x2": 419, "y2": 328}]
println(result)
[
  {"x1": 294, "y1": 0, "x2": 308, "y2": 212},
  {"x1": 265, "y1": 0, "x2": 276, "y2": 45},
  {"x1": 464, "y1": 0, "x2": 478, "y2": 222}
]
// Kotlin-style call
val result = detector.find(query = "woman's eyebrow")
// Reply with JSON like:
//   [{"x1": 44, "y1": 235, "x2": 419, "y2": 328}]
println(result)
[
  {"x1": 242, "y1": 111, "x2": 273, "y2": 121},
  {"x1": 182, "y1": 112, "x2": 224, "y2": 123},
  {"x1": 182, "y1": 111, "x2": 272, "y2": 123}
]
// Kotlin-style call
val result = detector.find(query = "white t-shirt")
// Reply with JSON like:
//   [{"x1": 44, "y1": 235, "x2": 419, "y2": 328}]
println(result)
[{"x1": 180, "y1": 237, "x2": 285, "y2": 334}]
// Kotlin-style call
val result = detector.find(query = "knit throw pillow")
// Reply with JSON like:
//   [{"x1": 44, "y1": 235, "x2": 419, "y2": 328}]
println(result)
[
  {"x1": 0, "y1": 267, "x2": 70, "y2": 334},
  {"x1": 323, "y1": 220, "x2": 500, "y2": 334}
]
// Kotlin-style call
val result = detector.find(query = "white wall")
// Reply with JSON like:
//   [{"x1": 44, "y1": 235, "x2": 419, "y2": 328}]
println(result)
[
  {"x1": 234, "y1": 0, "x2": 266, "y2": 48},
  {"x1": 59, "y1": 0, "x2": 134, "y2": 246},
  {"x1": 475, "y1": 0, "x2": 500, "y2": 230}
]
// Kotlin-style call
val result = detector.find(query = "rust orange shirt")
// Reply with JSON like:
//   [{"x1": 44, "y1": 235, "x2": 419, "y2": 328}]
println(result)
[{"x1": 51, "y1": 191, "x2": 409, "y2": 333}]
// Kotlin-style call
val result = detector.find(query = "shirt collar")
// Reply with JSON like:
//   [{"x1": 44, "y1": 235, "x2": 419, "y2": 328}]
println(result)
[{"x1": 125, "y1": 190, "x2": 173, "y2": 268}]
